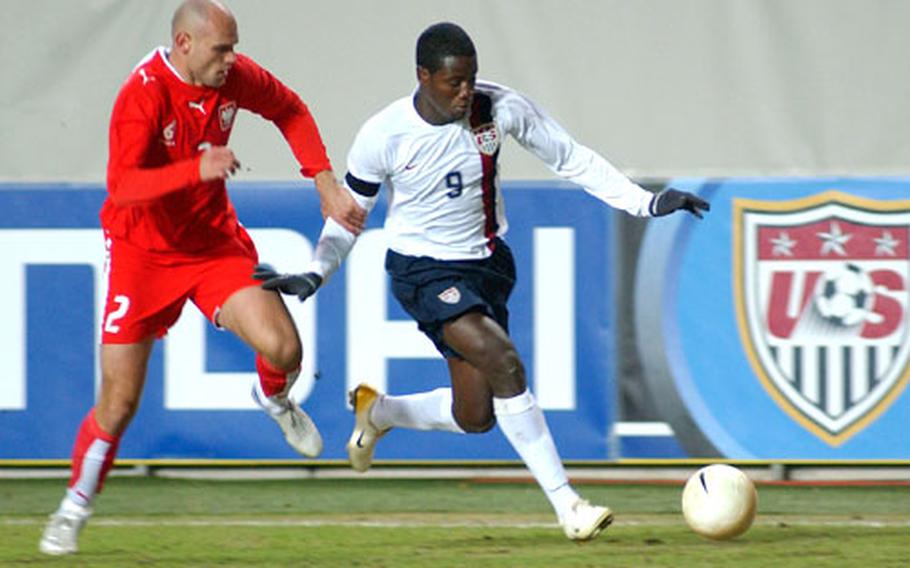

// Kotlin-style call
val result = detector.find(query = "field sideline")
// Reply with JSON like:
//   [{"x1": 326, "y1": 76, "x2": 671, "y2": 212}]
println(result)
[{"x1": 3, "y1": 478, "x2": 909, "y2": 566}]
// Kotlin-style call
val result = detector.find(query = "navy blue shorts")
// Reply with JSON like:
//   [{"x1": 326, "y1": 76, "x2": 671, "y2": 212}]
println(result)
[{"x1": 385, "y1": 239, "x2": 516, "y2": 358}]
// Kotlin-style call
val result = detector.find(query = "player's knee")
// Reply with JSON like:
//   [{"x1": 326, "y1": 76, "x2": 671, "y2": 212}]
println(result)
[
  {"x1": 453, "y1": 405, "x2": 495, "y2": 433},
  {"x1": 470, "y1": 338, "x2": 521, "y2": 372},
  {"x1": 274, "y1": 342, "x2": 303, "y2": 372},
  {"x1": 488, "y1": 348, "x2": 526, "y2": 394},
  {"x1": 259, "y1": 334, "x2": 302, "y2": 372},
  {"x1": 462, "y1": 417, "x2": 495, "y2": 434}
]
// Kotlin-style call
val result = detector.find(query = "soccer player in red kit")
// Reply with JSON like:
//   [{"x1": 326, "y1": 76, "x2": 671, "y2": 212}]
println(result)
[{"x1": 38, "y1": 0, "x2": 365, "y2": 556}]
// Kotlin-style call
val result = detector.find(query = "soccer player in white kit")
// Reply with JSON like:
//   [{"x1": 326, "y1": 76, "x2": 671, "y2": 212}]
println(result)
[{"x1": 256, "y1": 22, "x2": 709, "y2": 541}]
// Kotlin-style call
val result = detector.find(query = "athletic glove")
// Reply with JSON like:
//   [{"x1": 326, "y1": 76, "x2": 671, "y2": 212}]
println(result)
[
  {"x1": 253, "y1": 263, "x2": 323, "y2": 302},
  {"x1": 649, "y1": 189, "x2": 710, "y2": 219}
]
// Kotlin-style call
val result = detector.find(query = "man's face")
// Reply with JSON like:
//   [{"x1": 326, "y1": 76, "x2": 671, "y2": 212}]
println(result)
[
  {"x1": 182, "y1": 13, "x2": 238, "y2": 88},
  {"x1": 417, "y1": 55, "x2": 477, "y2": 123}
]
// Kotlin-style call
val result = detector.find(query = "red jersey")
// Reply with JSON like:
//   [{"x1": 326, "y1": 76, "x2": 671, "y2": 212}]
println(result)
[{"x1": 100, "y1": 47, "x2": 331, "y2": 254}]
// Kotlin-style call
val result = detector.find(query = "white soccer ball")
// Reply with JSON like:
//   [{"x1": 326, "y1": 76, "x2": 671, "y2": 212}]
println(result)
[
  {"x1": 681, "y1": 464, "x2": 758, "y2": 540},
  {"x1": 814, "y1": 263, "x2": 873, "y2": 327}
]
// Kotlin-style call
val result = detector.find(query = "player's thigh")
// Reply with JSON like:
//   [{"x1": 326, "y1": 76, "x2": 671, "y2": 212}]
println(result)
[
  {"x1": 218, "y1": 285, "x2": 301, "y2": 365},
  {"x1": 191, "y1": 253, "x2": 301, "y2": 365},
  {"x1": 443, "y1": 310, "x2": 515, "y2": 366},
  {"x1": 448, "y1": 357, "x2": 494, "y2": 432},
  {"x1": 443, "y1": 312, "x2": 525, "y2": 396}
]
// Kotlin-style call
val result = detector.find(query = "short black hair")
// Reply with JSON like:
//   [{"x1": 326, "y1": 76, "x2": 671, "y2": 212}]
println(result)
[{"x1": 416, "y1": 22, "x2": 476, "y2": 73}]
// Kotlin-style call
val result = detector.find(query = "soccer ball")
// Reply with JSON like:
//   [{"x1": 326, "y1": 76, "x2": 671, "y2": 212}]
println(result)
[
  {"x1": 814, "y1": 263, "x2": 873, "y2": 327},
  {"x1": 681, "y1": 464, "x2": 757, "y2": 540}
]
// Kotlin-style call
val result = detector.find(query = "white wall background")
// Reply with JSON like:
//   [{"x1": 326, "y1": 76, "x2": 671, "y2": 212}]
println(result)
[{"x1": 1, "y1": 0, "x2": 907, "y2": 182}]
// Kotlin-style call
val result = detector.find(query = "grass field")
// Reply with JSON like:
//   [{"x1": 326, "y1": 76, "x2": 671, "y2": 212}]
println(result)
[{"x1": 2, "y1": 476, "x2": 910, "y2": 567}]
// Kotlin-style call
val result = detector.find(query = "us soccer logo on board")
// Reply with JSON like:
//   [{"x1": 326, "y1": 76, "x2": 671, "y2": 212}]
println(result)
[{"x1": 734, "y1": 191, "x2": 910, "y2": 445}]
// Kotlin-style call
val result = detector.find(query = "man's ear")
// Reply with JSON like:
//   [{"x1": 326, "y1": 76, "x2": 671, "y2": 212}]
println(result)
[
  {"x1": 416, "y1": 65, "x2": 431, "y2": 85},
  {"x1": 174, "y1": 30, "x2": 192, "y2": 54}
]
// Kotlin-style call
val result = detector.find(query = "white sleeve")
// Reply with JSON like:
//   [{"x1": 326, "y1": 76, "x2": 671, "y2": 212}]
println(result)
[
  {"x1": 305, "y1": 186, "x2": 379, "y2": 281},
  {"x1": 305, "y1": 122, "x2": 385, "y2": 281},
  {"x1": 500, "y1": 90, "x2": 654, "y2": 217}
]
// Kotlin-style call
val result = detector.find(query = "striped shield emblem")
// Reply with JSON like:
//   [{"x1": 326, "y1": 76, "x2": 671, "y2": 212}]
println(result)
[
  {"x1": 472, "y1": 123, "x2": 500, "y2": 156},
  {"x1": 734, "y1": 191, "x2": 910, "y2": 445}
]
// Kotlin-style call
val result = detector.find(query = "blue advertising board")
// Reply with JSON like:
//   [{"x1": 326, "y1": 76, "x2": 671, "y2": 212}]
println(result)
[
  {"x1": 0, "y1": 182, "x2": 615, "y2": 460},
  {"x1": 637, "y1": 178, "x2": 910, "y2": 458}
]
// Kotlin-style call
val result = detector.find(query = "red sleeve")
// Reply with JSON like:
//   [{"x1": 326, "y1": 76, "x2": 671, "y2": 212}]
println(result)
[
  {"x1": 231, "y1": 54, "x2": 332, "y2": 178},
  {"x1": 106, "y1": 77, "x2": 200, "y2": 206}
]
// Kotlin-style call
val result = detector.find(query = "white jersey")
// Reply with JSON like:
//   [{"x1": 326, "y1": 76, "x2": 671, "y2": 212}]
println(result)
[{"x1": 307, "y1": 81, "x2": 655, "y2": 278}]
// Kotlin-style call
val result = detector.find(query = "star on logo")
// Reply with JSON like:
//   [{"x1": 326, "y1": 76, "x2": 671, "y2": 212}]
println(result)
[
  {"x1": 770, "y1": 231, "x2": 797, "y2": 257},
  {"x1": 817, "y1": 221, "x2": 851, "y2": 256},
  {"x1": 874, "y1": 230, "x2": 900, "y2": 256}
]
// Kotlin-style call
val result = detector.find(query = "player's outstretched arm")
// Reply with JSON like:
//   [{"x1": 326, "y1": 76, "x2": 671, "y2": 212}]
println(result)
[
  {"x1": 256, "y1": 207, "x2": 363, "y2": 301},
  {"x1": 649, "y1": 189, "x2": 710, "y2": 219},
  {"x1": 257, "y1": 175, "x2": 375, "y2": 301},
  {"x1": 254, "y1": 265, "x2": 323, "y2": 303},
  {"x1": 314, "y1": 170, "x2": 367, "y2": 235}
]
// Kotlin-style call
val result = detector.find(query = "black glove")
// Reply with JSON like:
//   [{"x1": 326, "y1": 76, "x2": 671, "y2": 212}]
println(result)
[
  {"x1": 253, "y1": 263, "x2": 323, "y2": 302},
  {"x1": 649, "y1": 189, "x2": 710, "y2": 219}
]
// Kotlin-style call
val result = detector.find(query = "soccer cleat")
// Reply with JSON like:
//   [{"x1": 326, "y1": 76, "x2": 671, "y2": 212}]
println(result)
[
  {"x1": 252, "y1": 386, "x2": 323, "y2": 458},
  {"x1": 559, "y1": 498, "x2": 614, "y2": 541},
  {"x1": 39, "y1": 506, "x2": 91, "y2": 555},
  {"x1": 345, "y1": 384, "x2": 390, "y2": 472}
]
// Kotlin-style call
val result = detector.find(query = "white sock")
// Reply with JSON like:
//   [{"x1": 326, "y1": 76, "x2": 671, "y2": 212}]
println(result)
[
  {"x1": 253, "y1": 379, "x2": 289, "y2": 416},
  {"x1": 493, "y1": 389, "x2": 579, "y2": 517},
  {"x1": 370, "y1": 388, "x2": 465, "y2": 433},
  {"x1": 59, "y1": 494, "x2": 92, "y2": 517}
]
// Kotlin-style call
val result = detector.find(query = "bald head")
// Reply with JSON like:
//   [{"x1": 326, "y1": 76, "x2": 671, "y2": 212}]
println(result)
[
  {"x1": 168, "y1": 0, "x2": 238, "y2": 87},
  {"x1": 172, "y1": 0, "x2": 234, "y2": 39}
]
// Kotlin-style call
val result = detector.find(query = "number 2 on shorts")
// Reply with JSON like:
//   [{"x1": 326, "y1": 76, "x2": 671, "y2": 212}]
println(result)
[{"x1": 104, "y1": 294, "x2": 131, "y2": 334}]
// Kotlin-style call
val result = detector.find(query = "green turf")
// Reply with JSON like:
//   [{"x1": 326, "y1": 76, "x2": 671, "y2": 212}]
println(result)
[{"x1": 2, "y1": 477, "x2": 909, "y2": 566}]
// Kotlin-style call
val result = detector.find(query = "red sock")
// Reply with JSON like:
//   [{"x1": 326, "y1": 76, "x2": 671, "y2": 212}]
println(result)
[
  {"x1": 256, "y1": 354, "x2": 299, "y2": 397},
  {"x1": 66, "y1": 408, "x2": 120, "y2": 507}
]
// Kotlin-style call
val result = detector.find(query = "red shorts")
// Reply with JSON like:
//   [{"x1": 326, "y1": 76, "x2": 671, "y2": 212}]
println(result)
[{"x1": 101, "y1": 233, "x2": 260, "y2": 344}]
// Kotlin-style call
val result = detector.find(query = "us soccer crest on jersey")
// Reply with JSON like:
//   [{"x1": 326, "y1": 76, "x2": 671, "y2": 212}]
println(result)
[
  {"x1": 472, "y1": 123, "x2": 500, "y2": 156},
  {"x1": 734, "y1": 191, "x2": 910, "y2": 445}
]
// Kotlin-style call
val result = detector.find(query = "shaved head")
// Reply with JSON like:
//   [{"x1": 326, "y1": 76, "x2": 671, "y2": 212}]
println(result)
[
  {"x1": 171, "y1": 0, "x2": 234, "y2": 39},
  {"x1": 168, "y1": 0, "x2": 239, "y2": 87}
]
